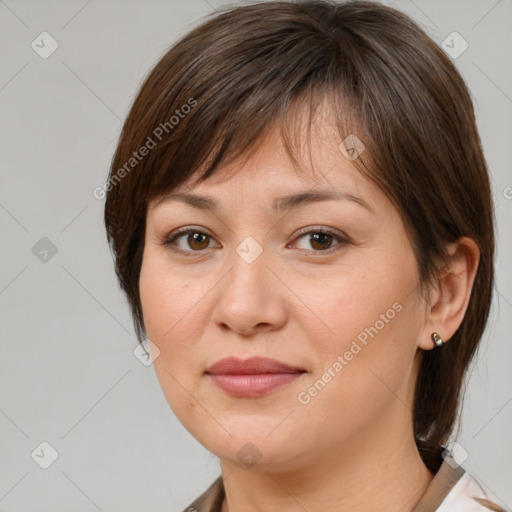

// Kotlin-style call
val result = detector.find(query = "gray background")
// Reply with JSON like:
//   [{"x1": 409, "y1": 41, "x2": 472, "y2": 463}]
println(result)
[{"x1": 0, "y1": 0, "x2": 511, "y2": 510}]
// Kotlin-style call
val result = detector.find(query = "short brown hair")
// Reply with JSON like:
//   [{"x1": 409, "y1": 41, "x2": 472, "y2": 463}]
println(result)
[{"x1": 103, "y1": 0, "x2": 495, "y2": 470}]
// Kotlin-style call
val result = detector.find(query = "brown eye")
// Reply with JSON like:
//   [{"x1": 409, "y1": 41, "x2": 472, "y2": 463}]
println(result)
[
  {"x1": 291, "y1": 228, "x2": 348, "y2": 253},
  {"x1": 163, "y1": 228, "x2": 218, "y2": 254},
  {"x1": 186, "y1": 232, "x2": 210, "y2": 250},
  {"x1": 308, "y1": 232, "x2": 335, "y2": 251}
]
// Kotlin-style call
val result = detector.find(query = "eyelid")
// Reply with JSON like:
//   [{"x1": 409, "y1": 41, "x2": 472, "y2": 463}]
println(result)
[
  {"x1": 288, "y1": 226, "x2": 350, "y2": 253},
  {"x1": 291, "y1": 225, "x2": 350, "y2": 243},
  {"x1": 162, "y1": 225, "x2": 350, "y2": 254},
  {"x1": 162, "y1": 225, "x2": 219, "y2": 249}
]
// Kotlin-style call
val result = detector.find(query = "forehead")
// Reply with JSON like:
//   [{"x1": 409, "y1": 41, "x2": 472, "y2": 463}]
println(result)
[
  {"x1": 148, "y1": 111, "x2": 380, "y2": 215},
  {"x1": 147, "y1": 160, "x2": 390, "y2": 234}
]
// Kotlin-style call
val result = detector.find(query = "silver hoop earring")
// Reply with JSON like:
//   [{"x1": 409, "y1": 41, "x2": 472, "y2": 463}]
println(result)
[{"x1": 431, "y1": 332, "x2": 445, "y2": 348}]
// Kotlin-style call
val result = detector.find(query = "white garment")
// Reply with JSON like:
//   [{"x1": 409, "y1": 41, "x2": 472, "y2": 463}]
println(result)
[{"x1": 436, "y1": 472, "x2": 508, "y2": 511}]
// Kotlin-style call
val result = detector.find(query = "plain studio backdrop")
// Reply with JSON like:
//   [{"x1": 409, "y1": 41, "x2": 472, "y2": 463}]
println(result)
[{"x1": 0, "y1": 0, "x2": 511, "y2": 510}]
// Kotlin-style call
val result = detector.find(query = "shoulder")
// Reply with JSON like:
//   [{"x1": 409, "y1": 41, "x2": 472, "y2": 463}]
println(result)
[
  {"x1": 413, "y1": 449, "x2": 508, "y2": 512},
  {"x1": 435, "y1": 467, "x2": 507, "y2": 511}
]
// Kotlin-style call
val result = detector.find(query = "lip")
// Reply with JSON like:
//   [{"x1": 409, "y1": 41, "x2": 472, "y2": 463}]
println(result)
[
  {"x1": 206, "y1": 356, "x2": 305, "y2": 375},
  {"x1": 205, "y1": 356, "x2": 306, "y2": 397}
]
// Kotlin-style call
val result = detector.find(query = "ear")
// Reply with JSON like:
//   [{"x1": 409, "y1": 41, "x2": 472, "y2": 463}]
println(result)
[{"x1": 418, "y1": 236, "x2": 480, "y2": 350}]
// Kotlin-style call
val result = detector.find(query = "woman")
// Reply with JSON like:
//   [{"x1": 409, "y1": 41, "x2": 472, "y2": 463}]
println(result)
[{"x1": 103, "y1": 1, "x2": 505, "y2": 510}]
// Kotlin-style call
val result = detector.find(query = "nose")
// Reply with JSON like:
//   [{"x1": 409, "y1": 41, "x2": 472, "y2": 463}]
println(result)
[{"x1": 211, "y1": 242, "x2": 288, "y2": 338}]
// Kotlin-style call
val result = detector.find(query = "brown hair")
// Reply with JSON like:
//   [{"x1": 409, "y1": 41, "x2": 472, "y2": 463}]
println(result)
[{"x1": 103, "y1": 0, "x2": 495, "y2": 470}]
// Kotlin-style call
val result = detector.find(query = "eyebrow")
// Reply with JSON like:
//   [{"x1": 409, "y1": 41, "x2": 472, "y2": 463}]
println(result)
[{"x1": 153, "y1": 189, "x2": 373, "y2": 214}]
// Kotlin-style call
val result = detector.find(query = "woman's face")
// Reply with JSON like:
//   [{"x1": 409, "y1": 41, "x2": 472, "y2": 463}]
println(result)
[{"x1": 139, "y1": 117, "x2": 433, "y2": 471}]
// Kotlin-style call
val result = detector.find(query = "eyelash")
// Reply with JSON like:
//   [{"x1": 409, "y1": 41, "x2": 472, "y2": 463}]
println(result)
[{"x1": 161, "y1": 226, "x2": 349, "y2": 256}]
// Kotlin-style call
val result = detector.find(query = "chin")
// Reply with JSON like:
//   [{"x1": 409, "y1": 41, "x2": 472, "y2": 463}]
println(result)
[{"x1": 199, "y1": 430, "x2": 305, "y2": 472}]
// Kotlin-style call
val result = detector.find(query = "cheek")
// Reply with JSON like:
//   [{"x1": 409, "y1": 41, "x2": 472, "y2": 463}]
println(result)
[
  {"x1": 294, "y1": 299, "x2": 422, "y2": 446},
  {"x1": 293, "y1": 260, "x2": 411, "y2": 354},
  {"x1": 294, "y1": 248, "x2": 423, "y2": 413},
  {"x1": 139, "y1": 251, "x2": 199, "y2": 346},
  {"x1": 139, "y1": 252, "x2": 205, "y2": 401}
]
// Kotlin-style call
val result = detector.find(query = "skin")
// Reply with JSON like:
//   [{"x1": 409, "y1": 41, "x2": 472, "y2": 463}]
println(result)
[{"x1": 139, "y1": 107, "x2": 480, "y2": 511}]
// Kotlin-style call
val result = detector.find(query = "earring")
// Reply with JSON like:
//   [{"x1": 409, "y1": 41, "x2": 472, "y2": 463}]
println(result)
[{"x1": 431, "y1": 332, "x2": 445, "y2": 348}]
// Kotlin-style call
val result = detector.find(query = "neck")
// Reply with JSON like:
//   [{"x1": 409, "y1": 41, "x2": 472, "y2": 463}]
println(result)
[{"x1": 219, "y1": 406, "x2": 435, "y2": 512}]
